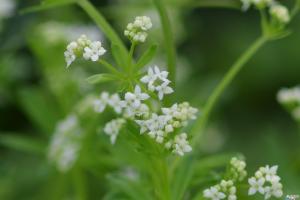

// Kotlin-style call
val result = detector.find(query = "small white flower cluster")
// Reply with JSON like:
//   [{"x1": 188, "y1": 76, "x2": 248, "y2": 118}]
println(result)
[
  {"x1": 141, "y1": 66, "x2": 174, "y2": 100},
  {"x1": 92, "y1": 66, "x2": 198, "y2": 155},
  {"x1": 204, "y1": 180, "x2": 237, "y2": 200},
  {"x1": 0, "y1": 0, "x2": 15, "y2": 19},
  {"x1": 240, "y1": 0, "x2": 290, "y2": 24},
  {"x1": 248, "y1": 165, "x2": 283, "y2": 199},
  {"x1": 48, "y1": 115, "x2": 82, "y2": 172},
  {"x1": 277, "y1": 86, "x2": 300, "y2": 105},
  {"x1": 104, "y1": 118, "x2": 126, "y2": 144},
  {"x1": 124, "y1": 16, "x2": 152, "y2": 43},
  {"x1": 277, "y1": 86, "x2": 300, "y2": 122},
  {"x1": 269, "y1": 4, "x2": 290, "y2": 24},
  {"x1": 229, "y1": 157, "x2": 247, "y2": 181},
  {"x1": 64, "y1": 34, "x2": 106, "y2": 67}
]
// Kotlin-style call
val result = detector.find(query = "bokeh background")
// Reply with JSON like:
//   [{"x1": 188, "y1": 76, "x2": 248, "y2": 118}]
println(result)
[{"x1": 1, "y1": 0, "x2": 300, "y2": 199}]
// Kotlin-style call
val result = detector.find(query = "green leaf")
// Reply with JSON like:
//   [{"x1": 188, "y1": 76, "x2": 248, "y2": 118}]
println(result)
[
  {"x1": 86, "y1": 74, "x2": 117, "y2": 84},
  {"x1": 106, "y1": 175, "x2": 152, "y2": 200},
  {"x1": 21, "y1": 0, "x2": 77, "y2": 14},
  {"x1": 0, "y1": 133, "x2": 46, "y2": 155},
  {"x1": 171, "y1": 157, "x2": 195, "y2": 200},
  {"x1": 18, "y1": 87, "x2": 61, "y2": 135},
  {"x1": 188, "y1": 0, "x2": 240, "y2": 9},
  {"x1": 78, "y1": 0, "x2": 128, "y2": 56},
  {"x1": 135, "y1": 44, "x2": 158, "y2": 70},
  {"x1": 111, "y1": 43, "x2": 127, "y2": 68}
]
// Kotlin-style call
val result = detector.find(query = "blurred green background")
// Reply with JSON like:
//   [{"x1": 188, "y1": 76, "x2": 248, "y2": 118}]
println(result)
[{"x1": 0, "y1": 0, "x2": 300, "y2": 199}]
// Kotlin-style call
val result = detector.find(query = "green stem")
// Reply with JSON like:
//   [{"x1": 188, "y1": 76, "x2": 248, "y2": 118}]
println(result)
[
  {"x1": 152, "y1": 0, "x2": 176, "y2": 85},
  {"x1": 77, "y1": 0, "x2": 128, "y2": 57},
  {"x1": 99, "y1": 60, "x2": 122, "y2": 76},
  {"x1": 73, "y1": 168, "x2": 88, "y2": 200},
  {"x1": 128, "y1": 42, "x2": 136, "y2": 73},
  {"x1": 190, "y1": 36, "x2": 268, "y2": 146}
]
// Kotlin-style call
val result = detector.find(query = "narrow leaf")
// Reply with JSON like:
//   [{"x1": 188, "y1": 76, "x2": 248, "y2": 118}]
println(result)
[
  {"x1": 86, "y1": 74, "x2": 117, "y2": 84},
  {"x1": 18, "y1": 87, "x2": 60, "y2": 135},
  {"x1": 111, "y1": 43, "x2": 127, "y2": 68},
  {"x1": 0, "y1": 133, "x2": 46, "y2": 155},
  {"x1": 189, "y1": 0, "x2": 240, "y2": 9},
  {"x1": 135, "y1": 44, "x2": 158, "y2": 70},
  {"x1": 21, "y1": 0, "x2": 77, "y2": 14}
]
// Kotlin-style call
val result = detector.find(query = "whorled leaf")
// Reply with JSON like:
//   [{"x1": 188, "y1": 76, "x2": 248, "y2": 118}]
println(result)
[
  {"x1": 135, "y1": 44, "x2": 158, "y2": 70},
  {"x1": 21, "y1": 0, "x2": 78, "y2": 14},
  {"x1": 86, "y1": 73, "x2": 118, "y2": 84}
]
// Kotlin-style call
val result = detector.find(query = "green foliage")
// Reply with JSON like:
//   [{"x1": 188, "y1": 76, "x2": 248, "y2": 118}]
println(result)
[
  {"x1": 86, "y1": 74, "x2": 118, "y2": 84},
  {"x1": 21, "y1": 0, "x2": 78, "y2": 14},
  {"x1": 135, "y1": 44, "x2": 158, "y2": 70},
  {"x1": 0, "y1": 133, "x2": 46, "y2": 154}
]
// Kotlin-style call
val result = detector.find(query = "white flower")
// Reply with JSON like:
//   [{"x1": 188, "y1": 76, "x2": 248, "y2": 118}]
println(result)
[
  {"x1": 124, "y1": 16, "x2": 152, "y2": 43},
  {"x1": 230, "y1": 157, "x2": 247, "y2": 181},
  {"x1": 0, "y1": 0, "x2": 15, "y2": 18},
  {"x1": 141, "y1": 67, "x2": 158, "y2": 91},
  {"x1": 94, "y1": 92, "x2": 110, "y2": 113},
  {"x1": 241, "y1": 0, "x2": 251, "y2": 11},
  {"x1": 277, "y1": 87, "x2": 300, "y2": 105},
  {"x1": 270, "y1": 4, "x2": 290, "y2": 24},
  {"x1": 203, "y1": 186, "x2": 226, "y2": 200},
  {"x1": 156, "y1": 81, "x2": 174, "y2": 100},
  {"x1": 104, "y1": 118, "x2": 126, "y2": 144},
  {"x1": 76, "y1": 34, "x2": 91, "y2": 47},
  {"x1": 48, "y1": 115, "x2": 82, "y2": 172},
  {"x1": 64, "y1": 35, "x2": 105, "y2": 67},
  {"x1": 261, "y1": 165, "x2": 278, "y2": 181},
  {"x1": 64, "y1": 50, "x2": 76, "y2": 67},
  {"x1": 133, "y1": 16, "x2": 152, "y2": 31},
  {"x1": 64, "y1": 41, "x2": 78, "y2": 67},
  {"x1": 248, "y1": 177, "x2": 265, "y2": 195},
  {"x1": 108, "y1": 94, "x2": 126, "y2": 114},
  {"x1": 125, "y1": 103, "x2": 149, "y2": 118},
  {"x1": 125, "y1": 85, "x2": 149, "y2": 109},
  {"x1": 83, "y1": 41, "x2": 106, "y2": 61},
  {"x1": 249, "y1": 165, "x2": 283, "y2": 199},
  {"x1": 172, "y1": 133, "x2": 192, "y2": 156}
]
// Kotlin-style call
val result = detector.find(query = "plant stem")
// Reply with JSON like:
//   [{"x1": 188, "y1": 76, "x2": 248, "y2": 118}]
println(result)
[
  {"x1": 152, "y1": 0, "x2": 176, "y2": 85},
  {"x1": 73, "y1": 168, "x2": 88, "y2": 200},
  {"x1": 77, "y1": 0, "x2": 128, "y2": 57},
  {"x1": 99, "y1": 60, "x2": 122, "y2": 76},
  {"x1": 128, "y1": 42, "x2": 136, "y2": 73},
  {"x1": 190, "y1": 36, "x2": 268, "y2": 146}
]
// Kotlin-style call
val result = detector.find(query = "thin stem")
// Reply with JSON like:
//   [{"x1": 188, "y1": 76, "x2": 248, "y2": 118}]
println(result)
[
  {"x1": 73, "y1": 168, "x2": 88, "y2": 200},
  {"x1": 77, "y1": 0, "x2": 128, "y2": 57},
  {"x1": 152, "y1": 0, "x2": 176, "y2": 85},
  {"x1": 190, "y1": 36, "x2": 268, "y2": 146},
  {"x1": 128, "y1": 42, "x2": 136, "y2": 73},
  {"x1": 99, "y1": 59, "x2": 122, "y2": 76},
  {"x1": 290, "y1": 0, "x2": 300, "y2": 20}
]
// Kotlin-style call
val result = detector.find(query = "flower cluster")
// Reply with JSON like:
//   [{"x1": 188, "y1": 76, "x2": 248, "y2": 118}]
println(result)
[
  {"x1": 124, "y1": 16, "x2": 152, "y2": 43},
  {"x1": 141, "y1": 66, "x2": 174, "y2": 100},
  {"x1": 248, "y1": 165, "x2": 283, "y2": 199},
  {"x1": 277, "y1": 86, "x2": 300, "y2": 122},
  {"x1": 204, "y1": 180, "x2": 237, "y2": 200},
  {"x1": 64, "y1": 34, "x2": 106, "y2": 67},
  {"x1": 203, "y1": 157, "x2": 284, "y2": 200},
  {"x1": 48, "y1": 115, "x2": 82, "y2": 172},
  {"x1": 92, "y1": 66, "x2": 198, "y2": 156},
  {"x1": 0, "y1": 0, "x2": 15, "y2": 19},
  {"x1": 277, "y1": 86, "x2": 300, "y2": 105},
  {"x1": 241, "y1": 0, "x2": 290, "y2": 24},
  {"x1": 229, "y1": 157, "x2": 247, "y2": 182},
  {"x1": 104, "y1": 118, "x2": 126, "y2": 144}
]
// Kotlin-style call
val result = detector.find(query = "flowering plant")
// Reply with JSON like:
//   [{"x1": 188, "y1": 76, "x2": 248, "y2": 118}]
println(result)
[{"x1": 1, "y1": 0, "x2": 300, "y2": 199}]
